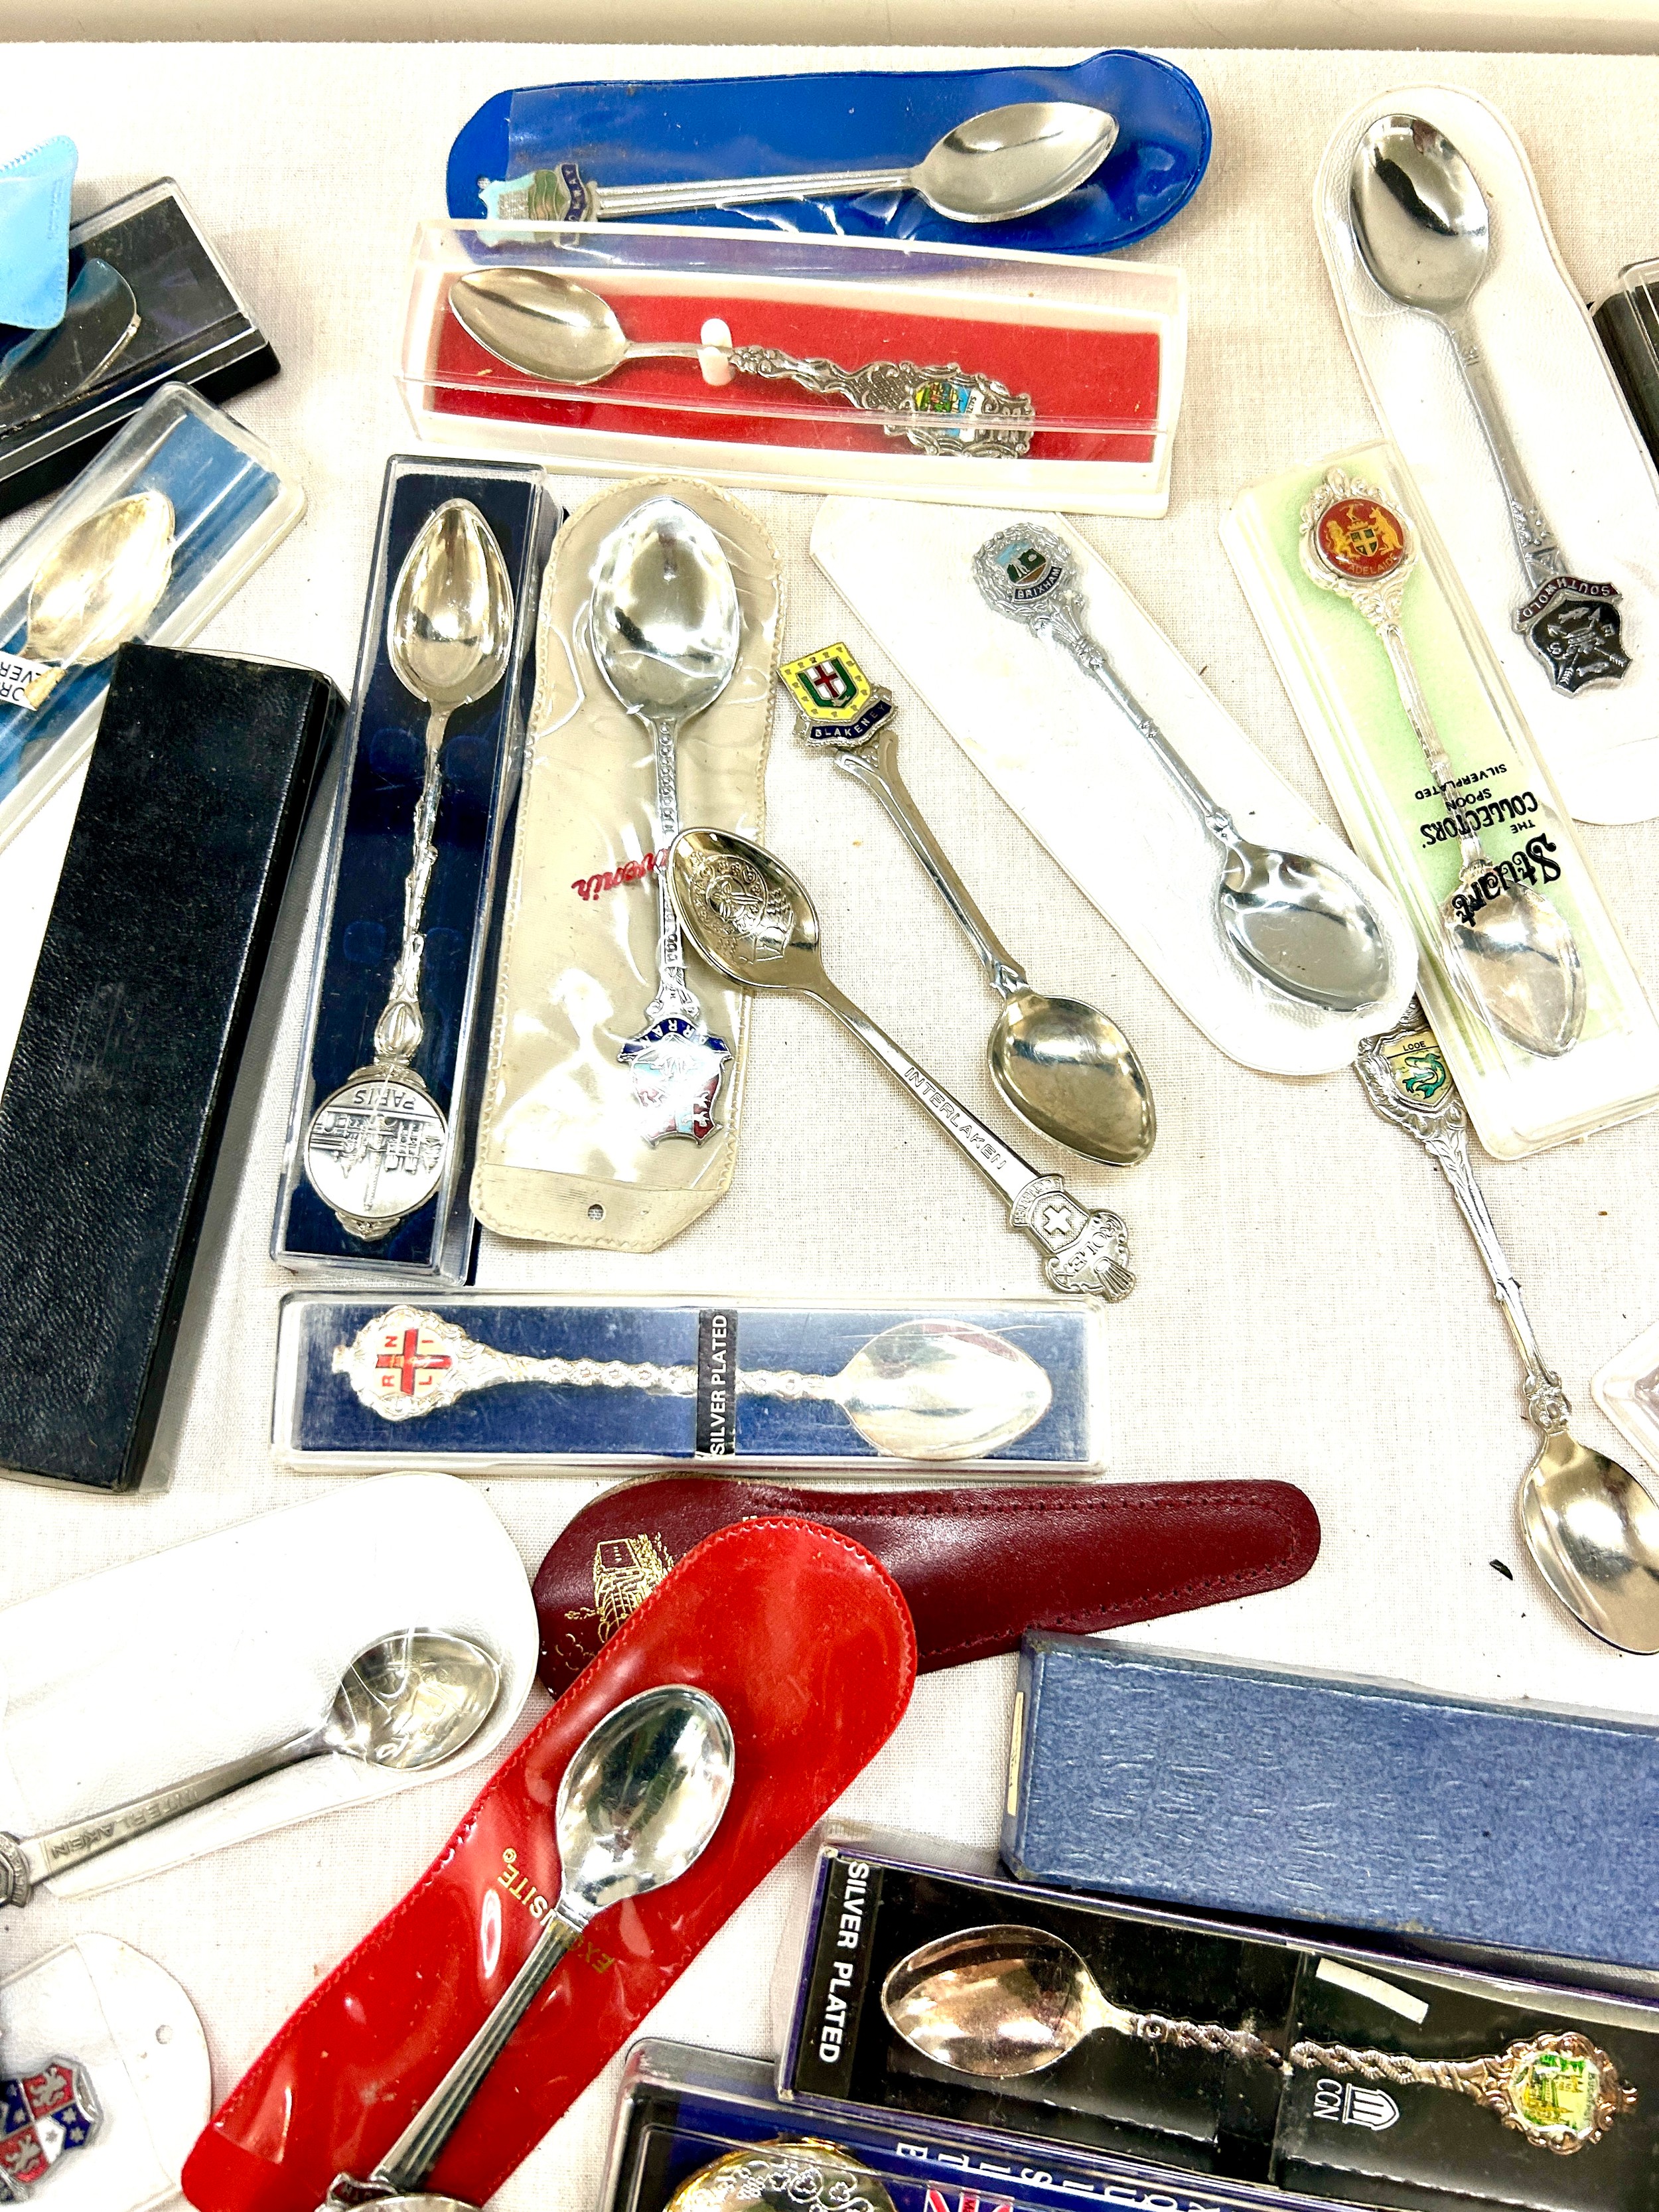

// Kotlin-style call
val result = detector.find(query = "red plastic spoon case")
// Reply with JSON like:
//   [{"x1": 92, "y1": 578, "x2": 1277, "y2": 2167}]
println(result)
[{"x1": 182, "y1": 1518, "x2": 916, "y2": 2212}]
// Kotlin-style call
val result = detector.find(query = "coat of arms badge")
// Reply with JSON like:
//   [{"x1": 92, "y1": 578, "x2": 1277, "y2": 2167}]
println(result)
[{"x1": 0, "y1": 2059, "x2": 100, "y2": 2201}]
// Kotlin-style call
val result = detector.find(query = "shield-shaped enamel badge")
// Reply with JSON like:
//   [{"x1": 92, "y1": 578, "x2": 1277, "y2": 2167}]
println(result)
[
  {"x1": 780, "y1": 642, "x2": 894, "y2": 749},
  {"x1": 0, "y1": 2060, "x2": 100, "y2": 2201},
  {"x1": 619, "y1": 1017, "x2": 731, "y2": 1146}
]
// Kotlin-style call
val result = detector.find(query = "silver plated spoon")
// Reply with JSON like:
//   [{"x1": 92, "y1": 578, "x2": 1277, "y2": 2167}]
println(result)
[
  {"x1": 449, "y1": 270, "x2": 1035, "y2": 461},
  {"x1": 0, "y1": 1630, "x2": 501, "y2": 1909},
  {"x1": 303, "y1": 500, "x2": 514, "y2": 1240},
  {"x1": 883, "y1": 1925, "x2": 1283, "y2": 2080},
  {"x1": 0, "y1": 259, "x2": 141, "y2": 433},
  {"x1": 974, "y1": 523, "x2": 1392, "y2": 1016},
  {"x1": 1349, "y1": 114, "x2": 1628, "y2": 694},
  {"x1": 784, "y1": 638, "x2": 1153, "y2": 1166},
  {"x1": 325, "y1": 1684, "x2": 735, "y2": 2207},
  {"x1": 668, "y1": 828, "x2": 1135, "y2": 1301},
  {"x1": 1357, "y1": 1005, "x2": 1659, "y2": 1653},
  {"x1": 332, "y1": 1305, "x2": 1052, "y2": 1461},
  {"x1": 1302, "y1": 469, "x2": 1584, "y2": 1059},
  {"x1": 11, "y1": 488, "x2": 175, "y2": 709},
  {"x1": 592, "y1": 496, "x2": 743, "y2": 1145},
  {"x1": 477, "y1": 100, "x2": 1118, "y2": 226}
]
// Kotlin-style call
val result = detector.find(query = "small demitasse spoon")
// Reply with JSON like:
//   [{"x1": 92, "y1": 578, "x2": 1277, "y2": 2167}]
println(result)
[
  {"x1": 0, "y1": 1630, "x2": 502, "y2": 1908},
  {"x1": 476, "y1": 100, "x2": 1119, "y2": 226},
  {"x1": 882, "y1": 1924, "x2": 1283, "y2": 2079},
  {"x1": 13, "y1": 488, "x2": 175, "y2": 708},
  {"x1": 1358, "y1": 1007, "x2": 1659, "y2": 1653},
  {"x1": 974, "y1": 523, "x2": 1392, "y2": 1016}
]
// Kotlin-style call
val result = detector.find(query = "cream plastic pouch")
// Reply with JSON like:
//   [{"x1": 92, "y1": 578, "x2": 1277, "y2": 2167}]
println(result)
[
  {"x1": 1316, "y1": 84, "x2": 1659, "y2": 825},
  {"x1": 811, "y1": 496, "x2": 1416, "y2": 1076},
  {"x1": 472, "y1": 475, "x2": 781, "y2": 1251}
]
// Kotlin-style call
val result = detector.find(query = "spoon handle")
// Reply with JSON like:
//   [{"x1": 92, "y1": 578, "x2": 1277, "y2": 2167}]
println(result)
[
  {"x1": 725, "y1": 346, "x2": 1035, "y2": 459},
  {"x1": 640, "y1": 711, "x2": 704, "y2": 1028},
  {"x1": 368, "y1": 703, "x2": 452, "y2": 1070},
  {"x1": 1354, "y1": 1006, "x2": 1570, "y2": 1434},
  {"x1": 0, "y1": 1727, "x2": 324, "y2": 1906},
  {"x1": 368, "y1": 1907, "x2": 587, "y2": 2193},
  {"x1": 1048, "y1": 601, "x2": 1234, "y2": 843},
  {"x1": 592, "y1": 164, "x2": 915, "y2": 218},
  {"x1": 834, "y1": 727, "x2": 1029, "y2": 997},
  {"x1": 1370, "y1": 617, "x2": 1488, "y2": 875},
  {"x1": 1440, "y1": 309, "x2": 1565, "y2": 595},
  {"x1": 809, "y1": 976, "x2": 1134, "y2": 1299}
]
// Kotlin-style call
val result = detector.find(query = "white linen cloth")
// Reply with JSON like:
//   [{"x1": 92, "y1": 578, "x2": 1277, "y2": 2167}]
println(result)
[{"x1": 1, "y1": 41, "x2": 1658, "y2": 2212}]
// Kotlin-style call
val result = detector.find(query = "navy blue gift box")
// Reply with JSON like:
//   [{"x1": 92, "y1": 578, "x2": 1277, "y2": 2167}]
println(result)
[
  {"x1": 271, "y1": 1293, "x2": 1104, "y2": 1471},
  {"x1": 273, "y1": 457, "x2": 557, "y2": 1280}
]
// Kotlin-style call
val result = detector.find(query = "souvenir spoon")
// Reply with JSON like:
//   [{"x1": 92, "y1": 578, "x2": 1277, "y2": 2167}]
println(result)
[
  {"x1": 783, "y1": 638, "x2": 1153, "y2": 1165},
  {"x1": 974, "y1": 523, "x2": 1392, "y2": 1015},
  {"x1": 1303, "y1": 470, "x2": 1584, "y2": 1059},
  {"x1": 0, "y1": 1630, "x2": 501, "y2": 1909},
  {"x1": 477, "y1": 100, "x2": 1118, "y2": 226},
  {"x1": 8, "y1": 488, "x2": 174, "y2": 709},
  {"x1": 326, "y1": 1685, "x2": 735, "y2": 2206},
  {"x1": 882, "y1": 1925, "x2": 1284, "y2": 2079},
  {"x1": 591, "y1": 496, "x2": 743, "y2": 1145},
  {"x1": 449, "y1": 270, "x2": 1035, "y2": 459},
  {"x1": 668, "y1": 828, "x2": 1135, "y2": 1301},
  {"x1": 1349, "y1": 115, "x2": 1627, "y2": 694},
  {"x1": 1357, "y1": 1006, "x2": 1659, "y2": 1653},
  {"x1": 333, "y1": 1305, "x2": 1052, "y2": 1461},
  {"x1": 0, "y1": 259, "x2": 140, "y2": 432},
  {"x1": 303, "y1": 500, "x2": 514, "y2": 1240}
]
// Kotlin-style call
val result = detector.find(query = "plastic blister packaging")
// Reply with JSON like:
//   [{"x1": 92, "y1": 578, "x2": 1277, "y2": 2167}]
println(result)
[
  {"x1": 1314, "y1": 87, "x2": 1659, "y2": 826},
  {"x1": 1, "y1": 1935, "x2": 211, "y2": 2212},
  {"x1": 0, "y1": 177, "x2": 279, "y2": 519},
  {"x1": 1223, "y1": 441, "x2": 1659, "y2": 1159},
  {"x1": 448, "y1": 52, "x2": 1211, "y2": 255},
  {"x1": 0, "y1": 381, "x2": 303, "y2": 857},
  {"x1": 471, "y1": 474, "x2": 780, "y2": 1253},
  {"x1": 811, "y1": 498, "x2": 1416, "y2": 1076},
  {"x1": 0, "y1": 1474, "x2": 538, "y2": 1900},
  {"x1": 273, "y1": 455, "x2": 557, "y2": 1280},
  {"x1": 778, "y1": 1833, "x2": 1659, "y2": 2212},
  {"x1": 1590, "y1": 1315, "x2": 1659, "y2": 1480},
  {"x1": 399, "y1": 222, "x2": 1186, "y2": 516},
  {"x1": 271, "y1": 1290, "x2": 1106, "y2": 1474}
]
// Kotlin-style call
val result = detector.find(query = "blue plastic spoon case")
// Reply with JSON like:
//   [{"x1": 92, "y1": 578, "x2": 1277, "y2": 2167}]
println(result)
[
  {"x1": 0, "y1": 380, "x2": 303, "y2": 857},
  {"x1": 447, "y1": 52, "x2": 1211, "y2": 258},
  {"x1": 772, "y1": 1832, "x2": 1659, "y2": 2212},
  {"x1": 272, "y1": 457, "x2": 557, "y2": 1281},
  {"x1": 270, "y1": 1291, "x2": 1104, "y2": 1473}
]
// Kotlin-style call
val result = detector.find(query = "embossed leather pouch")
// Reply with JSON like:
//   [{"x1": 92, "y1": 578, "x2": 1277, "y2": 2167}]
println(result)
[
  {"x1": 532, "y1": 1474, "x2": 1321, "y2": 1691},
  {"x1": 0, "y1": 641, "x2": 340, "y2": 1493},
  {"x1": 180, "y1": 1517, "x2": 916, "y2": 2212}
]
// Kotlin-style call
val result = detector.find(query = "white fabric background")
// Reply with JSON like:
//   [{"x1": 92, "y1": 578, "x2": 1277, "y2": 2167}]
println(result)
[{"x1": 1, "y1": 42, "x2": 1659, "y2": 2211}]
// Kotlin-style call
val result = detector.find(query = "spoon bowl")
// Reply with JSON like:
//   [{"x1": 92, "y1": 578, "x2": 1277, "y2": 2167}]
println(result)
[
  {"x1": 836, "y1": 1317, "x2": 1052, "y2": 1459},
  {"x1": 668, "y1": 2142, "x2": 898, "y2": 2212},
  {"x1": 386, "y1": 497, "x2": 515, "y2": 714},
  {"x1": 555, "y1": 1683, "x2": 737, "y2": 1914},
  {"x1": 912, "y1": 100, "x2": 1119, "y2": 221},
  {"x1": 1520, "y1": 1434, "x2": 1659, "y2": 1655},
  {"x1": 989, "y1": 990, "x2": 1155, "y2": 1165},
  {"x1": 25, "y1": 489, "x2": 175, "y2": 673},
  {"x1": 451, "y1": 268, "x2": 631, "y2": 385},
  {"x1": 324, "y1": 1629, "x2": 504, "y2": 1771},
  {"x1": 1350, "y1": 115, "x2": 1488, "y2": 317},
  {"x1": 1447, "y1": 873, "x2": 1585, "y2": 1059},
  {"x1": 1222, "y1": 840, "x2": 1396, "y2": 1014},
  {"x1": 670, "y1": 827, "x2": 825, "y2": 991},
  {"x1": 591, "y1": 496, "x2": 742, "y2": 726},
  {"x1": 883, "y1": 1924, "x2": 1131, "y2": 2079}
]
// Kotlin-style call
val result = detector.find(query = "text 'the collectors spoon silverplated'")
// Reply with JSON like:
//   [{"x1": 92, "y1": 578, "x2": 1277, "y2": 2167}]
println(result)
[
  {"x1": 1302, "y1": 471, "x2": 1585, "y2": 1059},
  {"x1": 0, "y1": 1630, "x2": 502, "y2": 1908},
  {"x1": 322, "y1": 1684, "x2": 735, "y2": 2208},
  {"x1": 449, "y1": 269, "x2": 1035, "y2": 459},
  {"x1": 1356, "y1": 1005, "x2": 1659, "y2": 1653},
  {"x1": 1349, "y1": 114, "x2": 1628, "y2": 694},
  {"x1": 782, "y1": 636, "x2": 1154, "y2": 1165},
  {"x1": 883, "y1": 1925, "x2": 1284, "y2": 2079},
  {"x1": 334, "y1": 1305, "x2": 1052, "y2": 1461},
  {"x1": 974, "y1": 523, "x2": 1393, "y2": 1015},
  {"x1": 668, "y1": 827, "x2": 1135, "y2": 1300},
  {"x1": 303, "y1": 499, "x2": 514, "y2": 1241},
  {"x1": 476, "y1": 100, "x2": 1118, "y2": 226}
]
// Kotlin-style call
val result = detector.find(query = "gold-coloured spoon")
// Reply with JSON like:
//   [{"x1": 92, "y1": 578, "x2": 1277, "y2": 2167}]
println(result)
[
  {"x1": 13, "y1": 490, "x2": 175, "y2": 707},
  {"x1": 1357, "y1": 1006, "x2": 1659, "y2": 1652}
]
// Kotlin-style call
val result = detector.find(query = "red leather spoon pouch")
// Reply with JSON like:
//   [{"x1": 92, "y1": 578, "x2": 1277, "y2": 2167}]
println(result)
[{"x1": 182, "y1": 1518, "x2": 916, "y2": 2212}]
